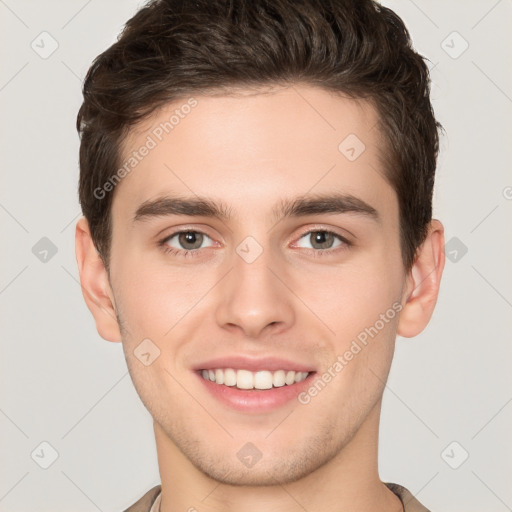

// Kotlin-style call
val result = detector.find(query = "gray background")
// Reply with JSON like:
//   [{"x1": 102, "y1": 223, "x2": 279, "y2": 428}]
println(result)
[{"x1": 1, "y1": 0, "x2": 511, "y2": 510}]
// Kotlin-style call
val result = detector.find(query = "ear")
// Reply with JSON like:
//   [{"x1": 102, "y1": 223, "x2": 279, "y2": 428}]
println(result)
[
  {"x1": 75, "y1": 216, "x2": 122, "y2": 342},
  {"x1": 397, "y1": 219, "x2": 445, "y2": 338}
]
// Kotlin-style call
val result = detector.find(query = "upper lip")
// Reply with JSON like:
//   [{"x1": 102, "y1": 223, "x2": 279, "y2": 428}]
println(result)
[{"x1": 193, "y1": 356, "x2": 316, "y2": 373}]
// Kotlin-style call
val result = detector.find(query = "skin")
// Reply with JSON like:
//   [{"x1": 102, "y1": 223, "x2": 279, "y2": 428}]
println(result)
[{"x1": 76, "y1": 84, "x2": 445, "y2": 512}]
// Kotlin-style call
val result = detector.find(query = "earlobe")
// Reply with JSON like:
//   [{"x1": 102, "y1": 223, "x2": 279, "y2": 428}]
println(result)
[
  {"x1": 397, "y1": 219, "x2": 445, "y2": 338},
  {"x1": 75, "y1": 217, "x2": 122, "y2": 342}
]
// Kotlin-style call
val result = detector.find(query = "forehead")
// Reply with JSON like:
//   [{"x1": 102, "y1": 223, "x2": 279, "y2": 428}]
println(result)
[{"x1": 113, "y1": 85, "x2": 393, "y2": 223}]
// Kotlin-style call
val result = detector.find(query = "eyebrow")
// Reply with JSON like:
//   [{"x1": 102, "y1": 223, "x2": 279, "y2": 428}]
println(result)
[{"x1": 133, "y1": 193, "x2": 379, "y2": 224}]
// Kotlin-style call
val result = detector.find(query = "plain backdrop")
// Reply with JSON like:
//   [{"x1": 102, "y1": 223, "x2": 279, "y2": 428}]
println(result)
[{"x1": 0, "y1": 1, "x2": 511, "y2": 511}]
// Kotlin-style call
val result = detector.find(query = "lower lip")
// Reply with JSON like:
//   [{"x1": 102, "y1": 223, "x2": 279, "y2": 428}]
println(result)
[{"x1": 195, "y1": 371, "x2": 315, "y2": 413}]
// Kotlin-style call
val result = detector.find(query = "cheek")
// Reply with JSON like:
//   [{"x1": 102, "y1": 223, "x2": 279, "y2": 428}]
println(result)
[
  {"x1": 111, "y1": 254, "x2": 217, "y2": 341},
  {"x1": 329, "y1": 256, "x2": 404, "y2": 396},
  {"x1": 292, "y1": 254, "x2": 403, "y2": 344},
  {"x1": 309, "y1": 271, "x2": 401, "y2": 416}
]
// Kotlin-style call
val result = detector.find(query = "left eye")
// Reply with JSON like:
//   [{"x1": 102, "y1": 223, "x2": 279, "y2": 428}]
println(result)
[
  {"x1": 163, "y1": 231, "x2": 214, "y2": 251},
  {"x1": 295, "y1": 230, "x2": 345, "y2": 250}
]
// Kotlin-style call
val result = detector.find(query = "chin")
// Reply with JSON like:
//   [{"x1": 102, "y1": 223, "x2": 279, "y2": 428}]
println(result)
[
  {"x1": 195, "y1": 457, "x2": 319, "y2": 487},
  {"x1": 179, "y1": 431, "x2": 342, "y2": 487}
]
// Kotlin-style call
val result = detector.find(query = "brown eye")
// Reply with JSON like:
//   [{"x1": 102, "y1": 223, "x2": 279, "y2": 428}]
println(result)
[
  {"x1": 309, "y1": 231, "x2": 336, "y2": 249},
  {"x1": 163, "y1": 231, "x2": 213, "y2": 251},
  {"x1": 296, "y1": 230, "x2": 345, "y2": 251},
  {"x1": 178, "y1": 231, "x2": 203, "y2": 250}
]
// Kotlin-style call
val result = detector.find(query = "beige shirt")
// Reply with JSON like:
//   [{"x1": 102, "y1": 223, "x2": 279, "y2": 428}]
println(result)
[{"x1": 124, "y1": 482, "x2": 431, "y2": 511}]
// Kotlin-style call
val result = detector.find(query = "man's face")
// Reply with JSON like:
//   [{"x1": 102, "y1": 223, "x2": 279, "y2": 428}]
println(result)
[{"x1": 108, "y1": 85, "x2": 408, "y2": 485}]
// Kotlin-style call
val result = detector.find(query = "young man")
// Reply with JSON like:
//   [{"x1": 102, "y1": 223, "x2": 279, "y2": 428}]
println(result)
[{"x1": 75, "y1": 0, "x2": 445, "y2": 510}]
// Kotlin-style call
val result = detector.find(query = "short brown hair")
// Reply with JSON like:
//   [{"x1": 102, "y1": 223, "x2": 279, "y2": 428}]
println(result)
[{"x1": 77, "y1": 0, "x2": 441, "y2": 271}]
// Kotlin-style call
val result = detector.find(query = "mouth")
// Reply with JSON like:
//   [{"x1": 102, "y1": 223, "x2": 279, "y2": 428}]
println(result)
[
  {"x1": 194, "y1": 363, "x2": 316, "y2": 413},
  {"x1": 199, "y1": 368, "x2": 310, "y2": 390}
]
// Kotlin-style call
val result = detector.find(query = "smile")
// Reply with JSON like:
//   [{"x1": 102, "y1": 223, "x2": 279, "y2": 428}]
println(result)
[{"x1": 200, "y1": 368, "x2": 310, "y2": 390}]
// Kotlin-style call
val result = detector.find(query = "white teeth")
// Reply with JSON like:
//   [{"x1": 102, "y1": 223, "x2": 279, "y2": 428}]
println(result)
[
  {"x1": 236, "y1": 369, "x2": 254, "y2": 389},
  {"x1": 285, "y1": 370, "x2": 296, "y2": 385},
  {"x1": 254, "y1": 370, "x2": 273, "y2": 390},
  {"x1": 295, "y1": 371, "x2": 308, "y2": 383},
  {"x1": 224, "y1": 368, "x2": 237, "y2": 386},
  {"x1": 272, "y1": 370, "x2": 286, "y2": 387},
  {"x1": 200, "y1": 368, "x2": 309, "y2": 389}
]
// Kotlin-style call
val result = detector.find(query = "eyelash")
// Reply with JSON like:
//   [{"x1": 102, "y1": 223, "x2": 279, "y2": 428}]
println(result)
[{"x1": 158, "y1": 228, "x2": 352, "y2": 259}]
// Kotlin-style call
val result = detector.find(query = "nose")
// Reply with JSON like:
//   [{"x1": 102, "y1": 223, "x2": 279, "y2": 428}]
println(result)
[{"x1": 214, "y1": 244, "x2": 295, "y2": 339}]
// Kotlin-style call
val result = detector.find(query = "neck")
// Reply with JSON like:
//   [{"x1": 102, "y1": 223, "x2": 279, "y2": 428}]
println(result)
[{"x1": 154, "y1": 399, "x2": 402, "y2": 512}]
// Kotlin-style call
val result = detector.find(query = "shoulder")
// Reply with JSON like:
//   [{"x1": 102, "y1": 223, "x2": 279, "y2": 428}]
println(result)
[
  {"x1": 385, "y1": 482, "x2": 432, "y2": 512},
  {"x1": 122, "y1": 482, "x2": 430, "y2": 512},
  {"x1": 123, "y1": 485, "x2": 162, "y2": 512}
]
